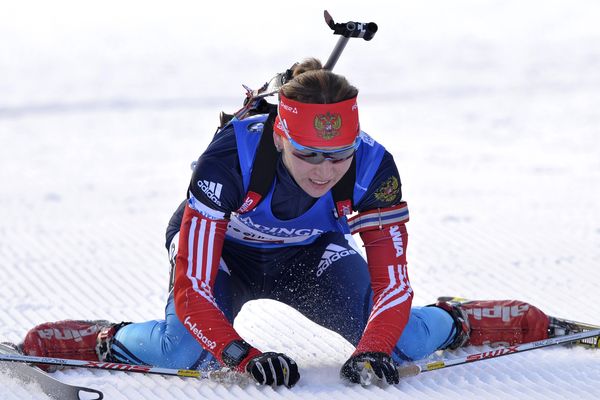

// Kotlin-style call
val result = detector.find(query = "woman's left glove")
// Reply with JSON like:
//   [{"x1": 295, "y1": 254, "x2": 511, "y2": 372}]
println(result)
[{"x1": 340, "y1": 352, "x2": 399, "y2": 385}]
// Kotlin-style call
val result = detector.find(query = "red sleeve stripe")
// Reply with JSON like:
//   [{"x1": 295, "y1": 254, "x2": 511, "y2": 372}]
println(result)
[
  {"x1": 367, "y1": 264, "x2": 412, "y2": 325},
  {"x1": 186, "y1": 216, "x2": 218, "y2": 307},
  {"x1": 203, "y1": 218, "x2": 217, "y2": 283}
]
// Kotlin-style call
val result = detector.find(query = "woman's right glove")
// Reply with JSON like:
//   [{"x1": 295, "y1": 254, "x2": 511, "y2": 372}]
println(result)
[
  {"x1": 245, "y1": 352, "x2": 300, "y2": 388},
  {"x1": 340, "y1": 352, "x2": 399, "y2": 386}
]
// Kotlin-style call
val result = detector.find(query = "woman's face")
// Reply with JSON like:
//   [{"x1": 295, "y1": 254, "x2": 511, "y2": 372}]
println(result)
[{"x1": 274, "y1": 133, "x2": 354, "y2": 198}]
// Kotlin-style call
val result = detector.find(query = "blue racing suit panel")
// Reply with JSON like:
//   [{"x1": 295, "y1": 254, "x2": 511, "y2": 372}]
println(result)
[
  {"x1": 230, "y1": 115, "x2": 266, "y2": 191},
  {"x1": 351, "y1": 131, "x2": 387, "y2": 206},
  {"x1": 187, "y1": 124, "x2": 245, "y2": 218},
  {"x1": 228, "y1": 116, "x2": 389, "y2": 248},
  {"x1": 354, "y1": 151, "x2": 403, "y2": 212},
  {"x1": 226, "y1": 180, "x2": 347, "y2": 247}
]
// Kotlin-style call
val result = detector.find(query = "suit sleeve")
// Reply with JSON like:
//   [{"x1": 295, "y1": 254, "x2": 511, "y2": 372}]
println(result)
[
  {"x1": 352, "y1": 215, "x2": 412, "y2": 355},
  {"x1": 350, "y1": 151, "x2": 413, "y2": 355},
  {"x1": 173, "y1": 201, "x2": 260, "y2": 369}
]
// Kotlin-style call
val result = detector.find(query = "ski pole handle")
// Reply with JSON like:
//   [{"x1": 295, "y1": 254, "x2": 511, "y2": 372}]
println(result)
[
  {"x1": 324, "y1": 10, "x2": 378, "y2": 40},
  {"x1": 323, "y1": 10, "x2": 378, "y2": 70}
]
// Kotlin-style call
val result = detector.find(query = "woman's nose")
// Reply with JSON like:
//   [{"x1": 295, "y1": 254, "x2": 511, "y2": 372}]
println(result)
[{"x1": 313, "y1": 160, "x2": 335, "y2": 178}]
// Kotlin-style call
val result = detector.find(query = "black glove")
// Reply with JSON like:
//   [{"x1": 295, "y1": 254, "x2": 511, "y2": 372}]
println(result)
[
  {"x1": 246, "y1": 352, "x2": 300, "y2": 388},
  {"x1": 340, "y1": 352, "x2": 399, "y2": 386}
]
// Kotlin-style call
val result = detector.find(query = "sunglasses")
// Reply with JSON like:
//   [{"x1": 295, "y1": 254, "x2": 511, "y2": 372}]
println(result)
[{"x1": 284, "y1": 133, "x2": 360, "y2": 165}]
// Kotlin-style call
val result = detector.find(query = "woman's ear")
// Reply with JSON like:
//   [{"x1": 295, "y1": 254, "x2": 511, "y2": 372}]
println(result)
[{"x1": 273, "y1": 132, "x2": 283, "y2": 152}]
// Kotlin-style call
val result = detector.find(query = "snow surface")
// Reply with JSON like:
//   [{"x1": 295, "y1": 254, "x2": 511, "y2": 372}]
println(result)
[{"x1": 1, "y1": 0, "x2": 600, "y2": 398}]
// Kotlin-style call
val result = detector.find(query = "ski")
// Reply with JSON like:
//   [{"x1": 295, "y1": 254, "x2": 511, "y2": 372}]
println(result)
[
  {"x1": 0, "y1": 349, "x2": 250, "y2": 386},
  {"x1": 396, "y1": 328, "x2": 600, "y2": 379},
  {"x1": 0, "y1": 343, "x2": 104, "y2": 400}
]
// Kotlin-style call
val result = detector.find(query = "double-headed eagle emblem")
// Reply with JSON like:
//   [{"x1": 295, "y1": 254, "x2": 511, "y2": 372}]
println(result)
[{"x1": 313, "y1": 112, "x2": 342, "y2": 140}]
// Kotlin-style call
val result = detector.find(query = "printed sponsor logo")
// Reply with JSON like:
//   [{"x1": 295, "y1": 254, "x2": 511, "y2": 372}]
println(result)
[
  {"x1": 313, "y1": 112, "x2": 342, "y2": 140},
  {"x1": 374, "y1": 176, "x2": 400, "y2": 203},
  {"x1": 189, "y1": 196, "x2": 225, "y2": 220},
  {"x1": 178, "y1": 370, "x2": 202, "y2": 377},
  {"x1": 184, "y1": 316, "x2": 217, "y2": 350},
  {"x1": 465, "y1": 346, "x2": 518, "y2": 361},
  {"x1": 336, "y1": 200, "x2": 352, "y2": 217},
  {"x1": 279, "y1": 100, "x2": 298, "y2": 114},
  {"x1": 168, "y1": 232, "x2": 179, "y2": 266},
  {"x1": 197, "y1": 180, "x2": 223, "y2": 206},
  {"x1": 235, "y1": 215, "x2": 323, "y2": 239},
  {"x1": 277, "y1": 118, "x2": 290, "y2": 135},
  {"x1": 237, "y1": 196, "x2": 255, "y2": 213},
  {"x1": 316, "y1": 244, "x2": 357, "y2": 277},
  {"x1": 389, "y1": 225, "x2": 404, "y2": 257},
  {"x1": 532, "y1": 340, "x2": 551, "y2": 348},
  {"x1": 465, "y1": 305, "x2": 530, "y2": 322},
  {"x1": 84, "y1": 361, "x2": 153, "y2": 372},
  {"x1": 247, "y1": 122, "x2": 264, "y2": 133},
  {"x1": 169, "y1": 241, "x2": 177, "y2": 261},
  {"x1": 360, "y1": 131, "x2": 374, "y2": 146},
  {"x1": 424, "y1": 361, "x2": 446, "y2": 371},
  {"x1": 36, "y1": 326, "x2": 99, "y2": 343}
]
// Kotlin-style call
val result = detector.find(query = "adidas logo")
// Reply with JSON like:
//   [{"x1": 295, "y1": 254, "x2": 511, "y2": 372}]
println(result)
[
  {"x1": 197, "y1": 180, "x2": 223, "y2": 206},
  {"x1": 316, "y1": 243, "x2": 357, "y2": 277}
]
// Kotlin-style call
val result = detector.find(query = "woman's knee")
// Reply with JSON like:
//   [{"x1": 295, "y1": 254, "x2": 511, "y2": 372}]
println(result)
[{"x1": 393, "y1": 306, "x2": 455, "y2": 361}]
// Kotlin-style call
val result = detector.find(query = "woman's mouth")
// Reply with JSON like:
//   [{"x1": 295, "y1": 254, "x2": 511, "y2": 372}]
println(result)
[{"x1": 309, "y1": 178, "x2": 330, "y2": 186}]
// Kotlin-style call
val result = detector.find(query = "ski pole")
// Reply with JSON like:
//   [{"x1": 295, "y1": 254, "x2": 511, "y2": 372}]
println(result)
[
  {"x1": 0, "y1": 354, "x2": 251, "y2": 385},
  {"x1": 397, "y1": 328, "x2": 600, "y2": 378},
  {"x1": 323, "y1": 10, "x2": 378, "y2": 70},
  {"x1": 229, "y1": 10, "x2": 378, "y2": 122}
]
